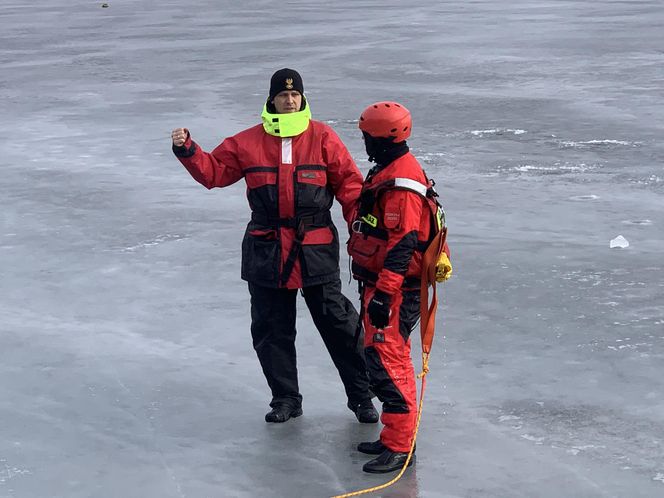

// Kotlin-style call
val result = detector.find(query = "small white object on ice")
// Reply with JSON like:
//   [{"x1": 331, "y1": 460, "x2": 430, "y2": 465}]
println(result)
[{"x1": 610, "y1": 235, "x2": 629, "y2": 249}]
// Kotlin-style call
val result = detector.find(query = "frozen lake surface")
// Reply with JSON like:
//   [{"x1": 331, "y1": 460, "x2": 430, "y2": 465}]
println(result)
[{"x1": 1, "y1": 1, "x2": 663, "y2": 497}]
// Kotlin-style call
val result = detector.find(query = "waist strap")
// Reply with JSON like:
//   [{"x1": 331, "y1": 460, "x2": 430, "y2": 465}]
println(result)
[
  {"x1": 251, "y1": 211, "x2": 332, "y2": 230},
  {"x1": 250, "y1": 211, "x2": 332, "y2": 287}
]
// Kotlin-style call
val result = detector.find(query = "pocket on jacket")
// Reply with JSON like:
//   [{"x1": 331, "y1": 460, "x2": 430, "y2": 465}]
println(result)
[
  {"x1": 241, "y1": 229, "x2": 279, "y2": 284},
  {"x1": 348, "y1": 232, "x2": 387, "y2": 273},
  {"x1": 295, "y1": 168, "x2": 332, "y2": 210},
  {"x1": 301, "y1": 226, "x2": 339, "y2": 278}
]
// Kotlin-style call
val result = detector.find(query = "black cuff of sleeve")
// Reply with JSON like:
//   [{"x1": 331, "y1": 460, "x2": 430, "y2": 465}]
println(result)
[
  {"x1": 373, "y1": 289, "x2": 392, "y2": 304},
  {"x1": 172, "y1": 142, "x2": 197, "y2": 158}
]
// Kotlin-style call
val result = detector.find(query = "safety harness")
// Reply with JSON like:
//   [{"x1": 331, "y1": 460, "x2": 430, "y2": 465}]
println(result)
[
  {"x1": 350, "y1": 175, "x2": 445, "y2": 284},
  {"x1": 351, "y1": 173, "x2": 447, "y2": 360}
]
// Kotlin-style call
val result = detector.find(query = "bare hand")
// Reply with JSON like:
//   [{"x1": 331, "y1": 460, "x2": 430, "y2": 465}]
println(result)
[{"x1": 171, "y1": 128, "x2": 188, "y2": 147}]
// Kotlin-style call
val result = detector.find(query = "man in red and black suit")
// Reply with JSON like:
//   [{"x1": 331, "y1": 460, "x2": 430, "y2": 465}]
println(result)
[{"x1": 171, "y1": 69, "x2": 378, "y2": 425}]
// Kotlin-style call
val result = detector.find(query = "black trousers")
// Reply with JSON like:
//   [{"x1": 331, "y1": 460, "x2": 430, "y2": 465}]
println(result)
[{"x1": 248, "y1": 279, "x2": 371, "y2": 409}]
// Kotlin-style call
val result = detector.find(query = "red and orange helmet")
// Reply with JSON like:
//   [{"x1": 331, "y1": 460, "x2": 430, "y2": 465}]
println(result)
[{"x1": 358, "y1": 101, "x2": 412, "y2": 143}]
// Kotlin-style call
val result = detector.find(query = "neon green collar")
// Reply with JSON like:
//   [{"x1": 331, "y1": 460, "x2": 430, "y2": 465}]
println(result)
[{"x1": 261, "y1": 100, "x2": 311, "y2": 137}]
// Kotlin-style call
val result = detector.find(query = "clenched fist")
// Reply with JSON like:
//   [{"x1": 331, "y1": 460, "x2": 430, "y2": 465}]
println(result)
[{"x1": 171, "y1": 128, "x2": 188, "y2": 147}]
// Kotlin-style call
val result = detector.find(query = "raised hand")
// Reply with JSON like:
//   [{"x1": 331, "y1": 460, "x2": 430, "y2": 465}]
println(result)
[{"x1": 171, "y1": 128, "x2": 188, "y2": 147}]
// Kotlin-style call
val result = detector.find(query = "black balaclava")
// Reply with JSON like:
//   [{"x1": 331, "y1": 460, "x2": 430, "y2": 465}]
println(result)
[{"x1": 363, "y1": 131, "x2": 409, "y2": 170}]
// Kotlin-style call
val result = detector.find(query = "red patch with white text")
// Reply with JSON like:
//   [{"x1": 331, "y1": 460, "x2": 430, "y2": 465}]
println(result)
[{"x1": 383, "y1": 198, "x2": 402, "y2": 229}]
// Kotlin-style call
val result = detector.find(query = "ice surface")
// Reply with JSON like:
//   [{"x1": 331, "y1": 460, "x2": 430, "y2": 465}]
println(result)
[{"x1": 1, "y1": 1, "x2": 663, "y2": 497}]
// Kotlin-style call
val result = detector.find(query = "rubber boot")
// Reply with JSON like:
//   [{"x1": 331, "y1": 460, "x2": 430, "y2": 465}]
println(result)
[{"x1": 362, "y1": 449, "x2": 415, "y2": 473}]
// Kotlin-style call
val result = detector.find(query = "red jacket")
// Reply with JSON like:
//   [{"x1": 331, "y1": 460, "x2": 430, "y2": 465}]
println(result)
[
  {"x1": 348, "y1": 152, "x2": 450, "y2": 295},
  {"x1": 174, "y1": 120, "x2": 363, "y2": 288}
]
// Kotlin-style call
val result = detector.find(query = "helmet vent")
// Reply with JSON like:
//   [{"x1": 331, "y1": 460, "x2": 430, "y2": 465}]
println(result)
[
  {"x1": 390, "y1": 128, "x2": 397, "y2": 132},
  {"x1": 373, "y1": 105, "x2": 378, "y2": 108},
  {"x1": 385, "y1": 103, "x2": 391, "y2": 107},
  {"x1": 403, "y1": 127, "x2": 408, "y2": 131}
]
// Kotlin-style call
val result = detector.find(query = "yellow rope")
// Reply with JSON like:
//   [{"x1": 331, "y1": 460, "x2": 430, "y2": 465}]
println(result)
[{"x1": 331, "y1": 352, "x2": 430, "y2": 498}]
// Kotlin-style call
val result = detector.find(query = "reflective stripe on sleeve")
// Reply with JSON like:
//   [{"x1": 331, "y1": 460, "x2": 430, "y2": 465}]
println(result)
[{"x1": 393, "y1": 177, "x2": 428, "y2": 197}]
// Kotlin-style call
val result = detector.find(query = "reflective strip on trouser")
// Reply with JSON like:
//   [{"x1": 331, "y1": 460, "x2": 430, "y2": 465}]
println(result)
[{"x1": 363, "y1": 286, "x2": 420, "y2": 453}]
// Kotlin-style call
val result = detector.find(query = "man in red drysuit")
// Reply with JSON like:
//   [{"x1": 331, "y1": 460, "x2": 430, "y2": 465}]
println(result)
[{"x1": 347, "y1": 101, "x2": 451, "y2": 473}]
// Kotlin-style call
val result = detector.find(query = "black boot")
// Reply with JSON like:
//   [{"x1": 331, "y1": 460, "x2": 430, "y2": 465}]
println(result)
[
  {"x1": 362, "y1": 449, "x2": 415, "y2": 474},
  {"x1": 265, "y1": 404, "x2": 303, "y2": 423},
  {"x1": 358, "y1": 440, "x2": 415, "y2": 455},
  {"x1": 348, "y1": 399, "x2": 379, "y2": 423},
  {"x1": 357, "y1": 439, "x2": 386, "y2": 455}
]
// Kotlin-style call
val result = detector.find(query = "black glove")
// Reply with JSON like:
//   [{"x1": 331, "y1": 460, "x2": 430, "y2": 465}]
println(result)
[{"x1": 367, "y1": 290, "x2": 392, "y2": 329}]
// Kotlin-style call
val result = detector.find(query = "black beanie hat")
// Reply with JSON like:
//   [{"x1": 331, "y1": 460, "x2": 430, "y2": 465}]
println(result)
[{"x1": 269, "y1": 68, "x2": 304, "y2": 100}]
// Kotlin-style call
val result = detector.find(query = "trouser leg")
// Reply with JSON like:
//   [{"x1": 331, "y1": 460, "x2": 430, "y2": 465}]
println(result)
[
  {"x1": 248, "y1": 282, "x2": 302, "y2": 408},
  {"x1": 363, "y1": 287, "x2": 420, "y2": 453},
  {"x1": 302, "y1": 279, "x2": 372, "y2": 405}
]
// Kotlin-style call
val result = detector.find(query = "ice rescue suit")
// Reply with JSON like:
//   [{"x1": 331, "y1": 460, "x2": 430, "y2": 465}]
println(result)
[
  {"x1": 172, "y1": 102, "x2": 371, "y2": 410},
  {"x1": 348, "y1": 152, "x2": 451, "y2": 452}
]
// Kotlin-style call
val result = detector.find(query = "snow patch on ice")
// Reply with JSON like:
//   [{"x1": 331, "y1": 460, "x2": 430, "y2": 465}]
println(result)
[
  {"x1": 469, "y1": 128, "x2": 526, "y2": 136},
  {"x1": 521, "y1": 434, "x2": 545, "y2": 444},
  {"x1": 499, "y1": 415, "x2": 521, "y2": 422},
  {"x1": 558, "y1": 139, "x2": 641, "y2": 148},
  {"x1": 416, "y1": 152, "x2": 449, "y2": 164},
  {"x1": 417, "y1": 152, "x2": 447, "y2": 158},
  {"x1": 119, "y1": 233, "x2": 188, "y2": 252},
  {"x1": 608, "y1": 342, "x2": 651, "y2": 351},
  {"x1": 621, "y1": 219, "x2": 652, "y2": 226},
  {"x1": 324, "y1": 119, "x2": 359, "y2": 125},
  {"x1": 567, "y1": 445, "x2": 606, "y2": 456},
  {"x1": 99, "y1": 266, "x2": 122, "y2": 274},
  {"x1": 630, "y1": 175, "x2": 662, "y2": 186},
  {"x1": 514, "y1": 163, "x2": 591, "y2": 173},
  {"x1": 498, "y1": 162, "x2": 597, "y2": 175},
  {"x1": 569, "y1": 194, "x2": 599, "y2": 201},
  {"x1": 0, "y1": 459, "x2": 31, "y2": 483},
  {"x1": 653, "y1": 473, "x2": 664, "y2": 483}
]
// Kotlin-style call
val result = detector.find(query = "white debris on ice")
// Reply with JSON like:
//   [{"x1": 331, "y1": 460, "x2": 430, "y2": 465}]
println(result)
[{"x1": 609, "y1": 235, "x2": 629, "y2": 249}]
